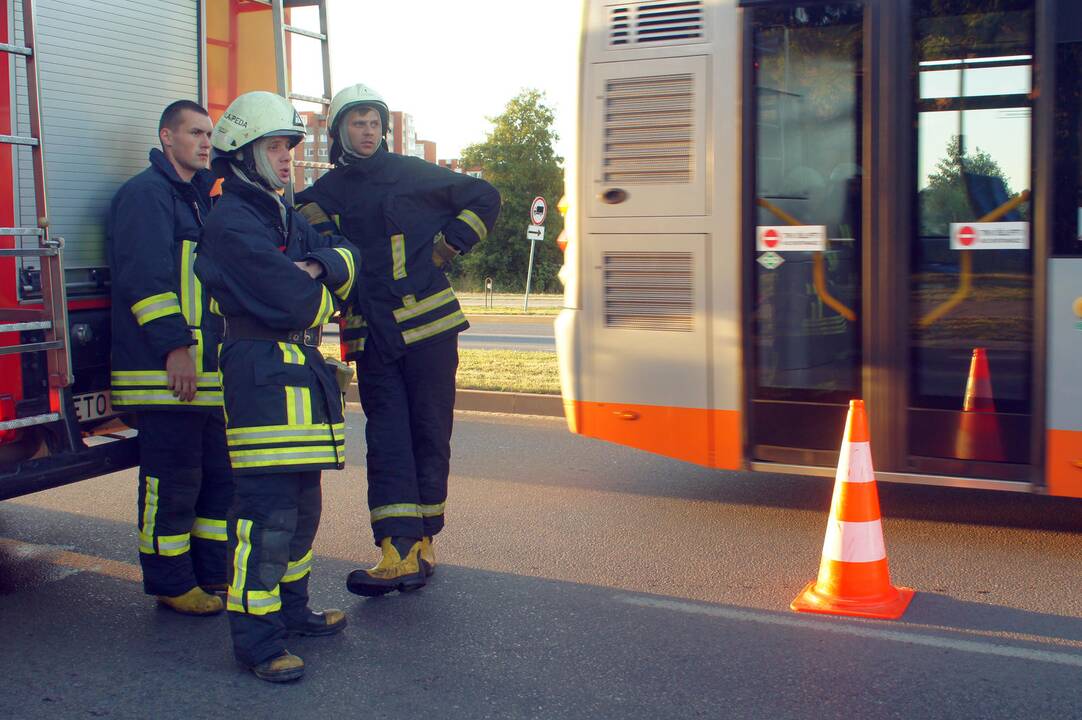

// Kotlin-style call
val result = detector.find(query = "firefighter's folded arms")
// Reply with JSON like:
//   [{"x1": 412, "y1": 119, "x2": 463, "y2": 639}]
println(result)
[{"x1": 195, "y1": 91, "x2": 358, "y2": 683}]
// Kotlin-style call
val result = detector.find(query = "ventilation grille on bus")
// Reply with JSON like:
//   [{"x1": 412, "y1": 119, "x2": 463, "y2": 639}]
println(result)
[
  {"x1": 609, "y1": 1, "x2": 704, "y2": 48},
  {"x1": 603, "y1": 252, "x2": 694, "y2": 332},
  {"x1": 603, "y1": 73, "x2": 694, "y2": 184}
]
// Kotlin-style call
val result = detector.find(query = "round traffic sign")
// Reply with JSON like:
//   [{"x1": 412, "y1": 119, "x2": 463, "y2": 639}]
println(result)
[
  {"x1": 958, "y1": 226, "x2": 976, "y2": 247},
  {"x1": 764, "y1": 228, "x2": 780, "y2": 249},
  {"x1": 531, "y1": 196, "x2": 547, "y2": 226}
]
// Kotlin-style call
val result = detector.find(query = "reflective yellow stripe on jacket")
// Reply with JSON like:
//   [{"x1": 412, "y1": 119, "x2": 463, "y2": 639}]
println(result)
[{"x1": 131, "y1": 292, "x2": 182, "y2": 326}]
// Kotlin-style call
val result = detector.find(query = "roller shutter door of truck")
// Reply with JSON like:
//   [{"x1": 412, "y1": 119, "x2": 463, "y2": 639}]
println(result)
[{"x1": 9, "y1": 0, "x2": 200, "y2": 296}]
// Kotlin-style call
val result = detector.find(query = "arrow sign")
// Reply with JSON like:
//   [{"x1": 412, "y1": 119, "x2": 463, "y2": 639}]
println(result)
[
  {"x1": 526, "y1": 226, "x2": 545, "y2": 241},
  {"x1": 531, "y1": 196, "x2": 547, "y2": 226}
]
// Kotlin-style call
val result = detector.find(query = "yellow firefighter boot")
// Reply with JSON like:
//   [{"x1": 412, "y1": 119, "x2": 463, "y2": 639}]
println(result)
[
  {"x1": 157, "y1": 586, "x2": 224, "y2": 616},
  {"x1": 250, "y1": 651, "x2": 305, "y2": 683},
  {"x1": 346, "y1": 537, "x2": 426, "y2": 597},
  {"x1": 420, "y1": 536, "x2": 435, "y2": 577}
]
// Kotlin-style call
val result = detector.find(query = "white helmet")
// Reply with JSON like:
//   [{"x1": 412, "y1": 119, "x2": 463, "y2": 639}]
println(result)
[
  {"x1": 329, "y1": 83, "x2": 389, "y2": 135},
  {"x1": 212, "y1": 91, "x2": 306, "y2": 154}
]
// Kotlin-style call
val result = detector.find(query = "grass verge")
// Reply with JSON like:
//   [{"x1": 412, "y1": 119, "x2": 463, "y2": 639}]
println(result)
[
  {"x1": 463, "y1": 306, "x2": 560, "y2": 316},
  {"x1": 457, "y1": 349, "x2": 559, "y2": 394},
  {"x1": 319, "y1": 341, "x2": 560, "y2": 395}
]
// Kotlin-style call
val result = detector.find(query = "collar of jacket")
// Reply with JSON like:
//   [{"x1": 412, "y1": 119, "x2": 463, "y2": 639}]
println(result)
[
  {"x1": 339, "y1": 144, "x2": 396, "y2": 181},
  {"x1": 149, "y1": 148, "x2": 215, "y2": 198},
  {"x1": 221, "y1": 175, "x2": 290, "y2": 229}
]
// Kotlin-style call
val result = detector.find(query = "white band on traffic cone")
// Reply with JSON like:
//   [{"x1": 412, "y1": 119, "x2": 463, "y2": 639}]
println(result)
[{"x1": 822, "y1": 519, "x2": 887, "y2": 563}]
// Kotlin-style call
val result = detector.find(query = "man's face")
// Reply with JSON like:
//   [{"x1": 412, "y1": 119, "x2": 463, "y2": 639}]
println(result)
[
  {"x1": 160, "y1": 109, "x2": 212, "y2": 180},
  {"x1": 262, "y1": 136, "x2": 294, "y2": 184},
  {"x1": 345, "y1": 107, "x2": 382, "y2": 158}
]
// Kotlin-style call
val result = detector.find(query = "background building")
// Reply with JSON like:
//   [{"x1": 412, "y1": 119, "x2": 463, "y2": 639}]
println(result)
[{"x1": 293, "y1": 111, "x2": 330, "y2": 191}]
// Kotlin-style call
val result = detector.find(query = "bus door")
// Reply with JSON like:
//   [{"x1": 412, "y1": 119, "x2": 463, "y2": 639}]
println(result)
[
  {"x1": 745, "y1": 0, "x2": 1039, "y2": 482},
  {"x1": 745, "y1": 3, "x2": 865, "y2": 467}
]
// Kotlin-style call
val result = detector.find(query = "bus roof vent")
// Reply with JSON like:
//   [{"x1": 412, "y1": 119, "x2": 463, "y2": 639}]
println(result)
[
  {"x1": 603, "y1": 252, "x2": 694, "y2": 332},
  {"x1": 608, "y1": 1, "x2": 704, "y2": 48},
  {"x1": 603, "y1": 74, "x2": 694, "y2": 184}
]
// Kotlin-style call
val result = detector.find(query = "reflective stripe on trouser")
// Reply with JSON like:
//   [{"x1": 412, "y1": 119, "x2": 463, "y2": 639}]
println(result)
[
  {"x1": 227, "y1": 471, "x2": 322, "y2": 668},
  {"x1": 358, "y1": 334, "x2": 457, "y2": 544},
  {"x1": 136, "y1": 410, "x2": 234, "y2": 596}
]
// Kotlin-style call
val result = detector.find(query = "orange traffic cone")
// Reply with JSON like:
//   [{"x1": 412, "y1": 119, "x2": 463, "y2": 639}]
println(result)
[
  {"x1": 954, "y1": 348, "x2": 1005, "y2": 461},
  {"x1": 791, "y1": 400, "x2": 914, "y2": 619}
]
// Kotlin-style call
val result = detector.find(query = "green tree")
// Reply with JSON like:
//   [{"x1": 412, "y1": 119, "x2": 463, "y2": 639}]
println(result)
[
  {"x1": 920, "y1": 135, "x2": 1019, "y2": 237},
  {"x1": 456, "y1": 89, "x2": 565, "y2": 292}
]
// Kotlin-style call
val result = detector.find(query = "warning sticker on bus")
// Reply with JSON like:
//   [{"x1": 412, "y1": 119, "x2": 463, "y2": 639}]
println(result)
[
  {"x1": 949, "y1": 222, "x2": 1029, "y2": 250},
  {"x1": 756, "y1": 225, "x2": 826, "y2": 252}
]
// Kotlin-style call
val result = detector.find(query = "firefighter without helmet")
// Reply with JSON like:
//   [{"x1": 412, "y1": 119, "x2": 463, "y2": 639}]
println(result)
[{"x1": 211, "y1": 91, "x2": 306, "y2": 153}]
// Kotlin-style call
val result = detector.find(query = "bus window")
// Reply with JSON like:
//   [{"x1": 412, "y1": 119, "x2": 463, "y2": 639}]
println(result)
[{"x1": 909, "y1": 0, "x2": 1034, "y2": 464}]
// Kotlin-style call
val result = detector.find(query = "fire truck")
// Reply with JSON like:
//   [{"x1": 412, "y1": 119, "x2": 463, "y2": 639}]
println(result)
[{"x1": 0, "y1": 0, "x2": 332, "y2": 499}]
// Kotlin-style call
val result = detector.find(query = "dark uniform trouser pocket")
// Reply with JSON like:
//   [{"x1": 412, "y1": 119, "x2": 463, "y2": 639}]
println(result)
[
  {"x1": 137, "y1": 410, "x2": 234, "y2": 596},
  {"x1": 227, "y1": 471, "x2": 322, "y2": 667}
]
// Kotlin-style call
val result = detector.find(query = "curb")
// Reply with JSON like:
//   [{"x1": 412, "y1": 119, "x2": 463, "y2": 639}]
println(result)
[{"x1": 345, "y1": 384, "x2": 564, "y2": 418}]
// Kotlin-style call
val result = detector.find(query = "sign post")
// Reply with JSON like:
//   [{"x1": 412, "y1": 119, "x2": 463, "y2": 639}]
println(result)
[{"x1": 523, "y1": 196, "x2": 547, "y2": 311}]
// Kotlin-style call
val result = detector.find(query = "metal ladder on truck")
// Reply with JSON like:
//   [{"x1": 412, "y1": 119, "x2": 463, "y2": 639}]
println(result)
[
  {"x1": 0, "y1": 0, "x2": 134, "y2": 498},
  {"x1": 268, "y1": 0, "x2": 334, "y2": 205}
]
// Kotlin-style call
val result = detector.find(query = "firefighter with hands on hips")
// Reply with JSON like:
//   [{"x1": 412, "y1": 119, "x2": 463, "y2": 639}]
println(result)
[
  {"x1": 194, "y1": 91, "x2": 358, "y2": 683},
  {"x1": 106, "y1": 100, "x2": 232, "y2": 617},
  {"x1": 296, "y1": 83, "x2": 500, "y2": 597}
]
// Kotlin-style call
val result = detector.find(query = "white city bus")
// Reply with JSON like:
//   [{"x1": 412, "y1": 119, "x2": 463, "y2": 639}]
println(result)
[{"x1": 555, "y1": 0, "x2": 1082, "y2": 497}]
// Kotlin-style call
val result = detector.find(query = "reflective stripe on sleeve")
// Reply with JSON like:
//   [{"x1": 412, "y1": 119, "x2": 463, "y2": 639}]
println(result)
[
  {"x1": 111, "y1": 370, "x2": 222, "y2": 388},
  {"x1": 391, "y1": 234, "x2": 407, "y2": 279},
  {"x1": 821, "y1": 519, "x2": 887, "y2": 563},
  {"x1": 401, "y1": 308, "x2": 467, "y2": 345},
  {"x1": 333, "y1": 247, "x2": 356, "y2": 300},
  {"x1": 393, "y1": 288, "x2": 456, "y2": 323},
  {"x1": 281, "y1": 549, "x2": 313, "y2": 583},
  {"x1": 192, "y1": 517, "x2": 228, "y2": 542},
  {"x1": 456, "y1": 209, "x2": 487, "y2": 242},
  {"x1": 370, "y1": 503, "x2": 423, "y2": 523},
  {"x1": 344, "y1": 338, "x2": 366, "y2": 354},
  {"x1": 312, "y1": 286, "x2": 335, "y2": 327},
  {"x1": 131, "y1": 292, "x2": 182, "y2": 326}
]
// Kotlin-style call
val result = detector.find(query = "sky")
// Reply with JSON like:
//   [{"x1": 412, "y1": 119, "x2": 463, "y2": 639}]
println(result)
[{"x1": 289, "y1": 0, "x2": 584, "y2": 160}]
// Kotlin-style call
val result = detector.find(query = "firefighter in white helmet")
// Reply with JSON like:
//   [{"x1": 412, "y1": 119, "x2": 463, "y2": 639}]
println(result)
[
  {"x1": 194, "y1": 91, "x2": 358, "y2": 683},
  {"x1": 296, "y1": 84, "x2": 500, "y2": 597}
]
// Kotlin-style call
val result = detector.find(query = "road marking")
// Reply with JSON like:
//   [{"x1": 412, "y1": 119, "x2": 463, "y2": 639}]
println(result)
[
  {"x1": 0, "y1": 538, "x2": 140, "y2": 585},
  {"x1": 615, "y1": 594, "x2": 1082, "y2": 668}
]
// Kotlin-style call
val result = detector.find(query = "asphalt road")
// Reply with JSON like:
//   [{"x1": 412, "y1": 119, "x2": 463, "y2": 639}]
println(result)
[
  {"x1": 460, "y1": 315, "x2": 555, "y2": 352},
  {"x1": 2, "y1": 408, "x2": 1082, "y2": 719},
  {"x1": 324, "y1": 315, "x2": 556, "y2": 352}
]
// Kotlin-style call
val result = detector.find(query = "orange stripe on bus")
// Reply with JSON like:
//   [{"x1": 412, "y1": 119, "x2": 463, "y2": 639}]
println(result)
[
  {"x1": 1046, "y1": 430, "x2": 1082, "y2": 499},
  {"x1": 567, "y1": 400, "x2": 741, "y2": 471}
]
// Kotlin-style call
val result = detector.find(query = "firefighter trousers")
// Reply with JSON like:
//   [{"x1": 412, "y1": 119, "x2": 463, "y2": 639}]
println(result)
[
  {"x1": 358, "y1": 335, "x2": 458, "y2": 544},
  {"x1": 227, "y1": 471, "x2": 322, "y2": 667},
  {"x1": 136, "y1": 410, "x2": 233, "y2": 597}
]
